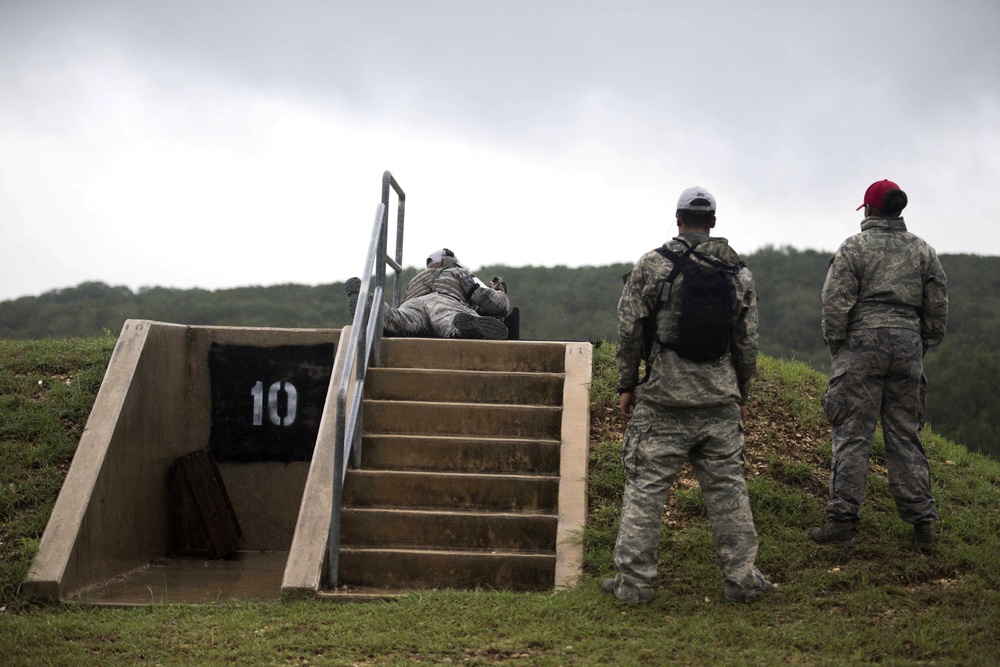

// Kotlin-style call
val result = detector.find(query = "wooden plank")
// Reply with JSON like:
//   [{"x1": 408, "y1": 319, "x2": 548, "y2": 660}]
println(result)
[{"x1": 177, "y1": 448, "x2": 243, "y2": 558}]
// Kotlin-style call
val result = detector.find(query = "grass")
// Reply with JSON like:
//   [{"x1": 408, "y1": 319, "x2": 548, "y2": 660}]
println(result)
[
  {"x1": 0, "y1": 335, "x2": 118, "y2": 606},
  {"x1": 2, "y1": 337, "x2": 1000, "y2": 665}
]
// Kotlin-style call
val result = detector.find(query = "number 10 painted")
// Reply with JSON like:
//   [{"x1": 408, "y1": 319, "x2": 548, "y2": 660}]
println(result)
[{"x1": 250, "y1": 380, "x2": 298, "y2": 426}]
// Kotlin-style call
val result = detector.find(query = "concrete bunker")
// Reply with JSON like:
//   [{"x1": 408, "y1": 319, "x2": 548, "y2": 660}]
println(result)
[{"x1": 23, "y1": 320, "x2": 343, "y2": 604}]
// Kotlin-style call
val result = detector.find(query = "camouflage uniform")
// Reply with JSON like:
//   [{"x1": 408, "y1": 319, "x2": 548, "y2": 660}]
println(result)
[
  {"x1": 821, "y1": 217, "x2": 948, "y2": 525},
  {"x1": 384, "y1": 266, "x2": 509, "y2": 338},
  {"x1": 609, "y1": 232, "x2": 769, "y2": 601}
]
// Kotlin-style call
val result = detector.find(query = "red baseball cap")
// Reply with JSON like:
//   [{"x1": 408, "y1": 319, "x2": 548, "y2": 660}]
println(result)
[{"x1": 857, "y1": 179, "x2": 900, "y2": 211}]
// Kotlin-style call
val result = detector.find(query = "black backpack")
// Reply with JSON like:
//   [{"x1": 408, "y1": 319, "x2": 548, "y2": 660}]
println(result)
[{"x1": 655, "y1": 240, "x2": 743, "y2": 362}]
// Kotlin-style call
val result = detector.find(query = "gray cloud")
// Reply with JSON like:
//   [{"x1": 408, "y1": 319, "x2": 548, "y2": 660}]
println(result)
[{"x1": 1, "y1": 1, "x2": 998, "y2": 301}]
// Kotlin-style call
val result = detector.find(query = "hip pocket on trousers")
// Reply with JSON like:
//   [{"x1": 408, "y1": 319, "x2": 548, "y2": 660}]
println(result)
[{"x1": 823, "y1": 370, "x2": 848, "y2": 426}]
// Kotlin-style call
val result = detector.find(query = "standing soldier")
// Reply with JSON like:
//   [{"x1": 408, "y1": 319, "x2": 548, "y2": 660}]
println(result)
[
  {"x1": 602, "y1": 186, "x2": 772, "y2": 604},
  {"x1": 812, "y1": 179, "x2": 948, "y2": 550}
]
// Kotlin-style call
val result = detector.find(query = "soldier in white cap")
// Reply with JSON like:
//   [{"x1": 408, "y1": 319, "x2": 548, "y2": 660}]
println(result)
[{"x1": 603, "y1": 186, "x2": 772, "y2": 604}]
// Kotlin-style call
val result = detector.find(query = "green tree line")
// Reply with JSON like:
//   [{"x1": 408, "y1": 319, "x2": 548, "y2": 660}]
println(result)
[{"x1": 2, "y1": 249, "x2": 997, "y2": 458}]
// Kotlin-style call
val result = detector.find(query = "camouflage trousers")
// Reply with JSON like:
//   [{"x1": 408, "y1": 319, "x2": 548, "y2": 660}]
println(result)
[
  {"x1": 383, "y1": 293, "x2": 476, "y2": 338},
  {"x1": 610, "y1": 401, "x2": 766, "y2": 601},
  {"x1": 823, "y1": 328, "x2": 937, "y2": 524}
]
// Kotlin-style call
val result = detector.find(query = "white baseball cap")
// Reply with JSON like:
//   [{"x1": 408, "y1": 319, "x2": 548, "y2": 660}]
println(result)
[{"x1": 676, "y1": 186, "x2": 716, "y2": 212}]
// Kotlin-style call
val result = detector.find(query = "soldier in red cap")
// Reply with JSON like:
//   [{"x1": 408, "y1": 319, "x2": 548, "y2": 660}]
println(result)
[{"x1": 811, "y1": 180, "x2": 948, "y2": 551}]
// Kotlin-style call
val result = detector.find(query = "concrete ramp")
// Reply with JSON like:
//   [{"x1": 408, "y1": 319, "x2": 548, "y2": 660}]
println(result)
[{"x1": 24, "y1": 322, "x2": 591, "y2": 604}]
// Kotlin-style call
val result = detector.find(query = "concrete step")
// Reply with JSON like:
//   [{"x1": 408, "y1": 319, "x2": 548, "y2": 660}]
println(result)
[
  {"x1": 338, "y1": 547, "x2": 556, "y2": 591},
  {"x1": 365, "y1": 367, "x2": 564, "y2": 405},
  {"x1": 340, "y1": 508, "x2": 557, "y2": 551},
  {"x1": 363, "y1": 400, "x2": 562, "y2": 439},
  {"x1": 360, "y1": 434, "x2": 560, "y2": 474},
  {"x1": 342, "y1": 470, "x2": 559, "y2": 512},
  {"x1": 379, "y1": 338, "x2": 567, "y2": 373},
  {"x1": 325, "y1": 337, "x2": 590, "y2": 594}
]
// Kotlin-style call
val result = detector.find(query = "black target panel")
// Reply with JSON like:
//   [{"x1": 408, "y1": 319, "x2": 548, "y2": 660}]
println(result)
[{"x1": 208, "y1": 343, "x2": 335, "y2": 462}]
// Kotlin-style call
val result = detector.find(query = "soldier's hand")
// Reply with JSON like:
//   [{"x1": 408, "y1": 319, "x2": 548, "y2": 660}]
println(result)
[
  {"x1": 620, "y1": 391, "x2": 636, "y2": 418},
  {"x1": 490, "y1": 276, "x2": 507, "y2": 293}
]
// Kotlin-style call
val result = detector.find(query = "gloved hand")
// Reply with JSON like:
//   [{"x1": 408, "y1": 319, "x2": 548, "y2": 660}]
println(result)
[{"x1": 490, "y1": 276, "x2": 507, "y2": 293}]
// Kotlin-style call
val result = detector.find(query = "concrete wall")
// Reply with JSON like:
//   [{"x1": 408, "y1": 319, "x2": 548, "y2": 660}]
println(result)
[
  {"x1": 24, "y1": 320, "x2": 341, "y2": 601},
  {"x1": 555, "y1": 342, "x2": 592, "y2": 588},
  {"x1": 184, "y1": 325, "x2": 341, "y2": 551},
  {"x1": 282, "y1": 325, "x2": 355, "y2": 597}
]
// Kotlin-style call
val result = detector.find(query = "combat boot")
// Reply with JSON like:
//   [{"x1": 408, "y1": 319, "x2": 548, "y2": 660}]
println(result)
[
  {"x1": 809, "y1": 520, "x2": 856, "y2": 547},
  {"x1": 724, "y1": 579, "x2": 774, "y2": 603},
  {"x1": 600, "y1": 578, "x2": 653, "y2": 604},
  {"x1": 454, "y1": 312, "x2": 508, "y2": 340},
  {"x1": 913, "y1": 522, "x2": 935, "y2": 552}
]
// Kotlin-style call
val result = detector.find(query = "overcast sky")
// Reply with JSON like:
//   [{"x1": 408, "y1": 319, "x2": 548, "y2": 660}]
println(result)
[{"x1": 2, "y1": 1, "x2": 998, "y2": 303}]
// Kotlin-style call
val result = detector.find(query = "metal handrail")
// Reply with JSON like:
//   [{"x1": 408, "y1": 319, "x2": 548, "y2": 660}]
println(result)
[{"x1": 328, "y1": 171, "x2": 405, "y2": 586}]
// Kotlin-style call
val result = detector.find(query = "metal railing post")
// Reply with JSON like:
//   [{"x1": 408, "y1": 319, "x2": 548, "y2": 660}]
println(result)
[
  {"x1": 327, "y1": 172, "x2": 405, "y2": 588},
  {"x1": 383, "y1": 170, "x2": 406, "y2": 309}
]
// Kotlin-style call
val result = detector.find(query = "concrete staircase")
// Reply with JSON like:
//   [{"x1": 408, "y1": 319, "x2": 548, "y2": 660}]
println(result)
[{"x1": 334, "y1": 337, "x2": 590, "y2": 592}]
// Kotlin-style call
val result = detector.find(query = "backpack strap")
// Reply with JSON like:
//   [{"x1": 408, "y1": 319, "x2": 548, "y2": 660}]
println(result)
[
  {"x1": 635, "y1": 240, "x2": 699, "y2": 387},
  {"x1": 655, "y1": 238, "x2": 698, "y2": 307}
]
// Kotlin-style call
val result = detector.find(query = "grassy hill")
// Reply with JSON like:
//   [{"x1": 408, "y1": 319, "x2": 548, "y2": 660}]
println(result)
[
  {"x1": 5, "y1": 250, "x2": 1000, "y2": 459},
  {"x1": 2, "y1": 338, "x2": 999, "y2": 665}
]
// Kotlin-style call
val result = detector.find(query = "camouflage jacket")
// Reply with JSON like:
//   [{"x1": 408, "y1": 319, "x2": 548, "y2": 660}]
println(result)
[
  {"x1": 403, "y1": 266, "x2": 510, "y2": 316},
  {"x1": 821, "y1": 217, "x2": 948, "y2": 352},
  {"x1": 616, "y1": 232, "x2": 759, "y2": 407}
]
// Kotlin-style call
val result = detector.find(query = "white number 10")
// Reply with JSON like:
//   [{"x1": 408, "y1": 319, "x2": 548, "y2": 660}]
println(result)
[{"x1": 251, "y1": 381, "x2": 298, "y2": 426}]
